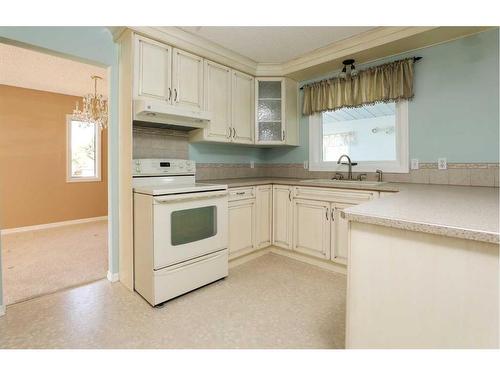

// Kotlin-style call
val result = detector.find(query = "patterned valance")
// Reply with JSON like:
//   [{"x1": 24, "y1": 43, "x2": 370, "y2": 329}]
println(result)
[{"x1": 302, "y1": 58, "x2": 416, "y2": 116}]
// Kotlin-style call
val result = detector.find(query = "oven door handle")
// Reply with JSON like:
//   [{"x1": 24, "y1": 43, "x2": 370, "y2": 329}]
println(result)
[{"x1": 153, "y1": 190, "x2": 228, "y2": 203}]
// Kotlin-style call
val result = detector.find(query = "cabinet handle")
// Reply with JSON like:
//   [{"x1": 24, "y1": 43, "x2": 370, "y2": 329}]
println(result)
[
  {"x1": 233, "y1": 128, "x2": 237, "y2": 138},
  {"x1": 282, "y1": 129, "x2": 285, "y2": 141},
  {"x1": 236, "y1": 192, "x2": 246, "y2": 195},
  {"x1": 288, "y1": 190, "x2": 291, "y2": 201},
  {"x1": 168, "y1": 88, "x2": 172, "y2": 101},
  {"x1": 326, "y1": 208, "x2": 329, "y2": 220},
  {"x1": 227, "y1": 128, "x2": 231, "y2": 139},
  {"x1": 331, "y1": 208, "x2": 335, "y2": 221},
  {"x1": 174, "y1": 88, "x2": 178, "y2": 102}
]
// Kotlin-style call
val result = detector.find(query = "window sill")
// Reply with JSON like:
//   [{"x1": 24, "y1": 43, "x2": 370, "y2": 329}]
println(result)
[{"x1": 66, "y1": 177, "x2": 102, "y2": 183}]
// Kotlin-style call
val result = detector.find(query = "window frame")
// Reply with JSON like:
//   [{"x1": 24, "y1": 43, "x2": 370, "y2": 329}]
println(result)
[
  {"x1": 308, "y1": 100, "x2": 409, "y2": 173},
  {"x1": 66, "y1": 115, "x2": 102, "y2": 183}
]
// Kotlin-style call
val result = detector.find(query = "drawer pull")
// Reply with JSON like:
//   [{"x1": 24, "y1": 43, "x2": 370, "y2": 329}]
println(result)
[{"x1": 236, "y1": 192, "x2": 246, "y2": 195}]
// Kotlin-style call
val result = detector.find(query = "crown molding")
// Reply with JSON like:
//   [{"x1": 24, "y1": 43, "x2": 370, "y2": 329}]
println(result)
[
  {"x1": 114, "y1": 26, "x2": 495, "y2": 81},
  {"x1": 281, "y1": 26, "x2": 437, "y2": 75},
  {"x1": 129, "y1": 26, "x2": 259, "y2": 75}
]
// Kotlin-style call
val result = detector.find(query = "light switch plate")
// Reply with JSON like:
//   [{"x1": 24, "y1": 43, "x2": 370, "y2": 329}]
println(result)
[
  {"x1": 411, "y1": 159, "x2": 419, "y2": 170},
  {"x1": 438, "y1": 158, "x2": 447, "y2": 170},
  {"x1": 250, "y1": 161, "x2": 255, "y2": 169}
]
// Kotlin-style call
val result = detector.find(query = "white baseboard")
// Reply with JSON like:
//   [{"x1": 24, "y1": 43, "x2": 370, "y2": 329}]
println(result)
[
  {"x1": 107, "y1": 271, "x2": 119, "y2": 282},
  {"x1": 0, "y1": 305, "x2": 5, "y2": 317},
  {"x1": 229, "y1": 247, "x2": 271, "y2": 268},
  {"x1": 1, "y1": 216, "x2": 108, "y2": 235},
  {"x1": 270, "y1": 247, "x2": 347, "y2": 275},
  {"x1": 228, "y1": 245, "x2": 347, "y2": 275}
]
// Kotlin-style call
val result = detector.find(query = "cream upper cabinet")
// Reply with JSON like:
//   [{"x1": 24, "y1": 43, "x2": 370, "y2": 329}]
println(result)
[
  {"x1": 172, "y1": 48, "x2": 204, "y2": 111},
  {"x1": 255, "y1": 77, "x2": 299, "y2": 146},
  {"x1": 228, "y1": 198, "x2": 256, "y2": 257},
  {"x1": 256, "y1": 185, "x2": 273, "y2": 248},
  {"x1": 293, "y1": 199, "x2": 331, "y2": 259},
  {"x1": 134, "y1": 35, "x2": 204, "y2": 111},
  {"x1": 134, "y1": 36, "x2": 172, "y2": 101},
  {"x1": 194, "y1": 60, "x2": 232, "y2": 142},
  {"x1": 272, "y1": 185, "x2": 293, "y2": 249},
  {"x1": 231, "y1": 70, "x2": 255, "y2": 144},
  {"x1": 331, "y1": 203, "x2": 353, "y2": 264}
]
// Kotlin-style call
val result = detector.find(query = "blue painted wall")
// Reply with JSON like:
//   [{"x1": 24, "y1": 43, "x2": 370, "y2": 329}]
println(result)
[
  {"x1": 0, "y1": 27, "x2": 120, "y2": 307},
  {"x1": 263, "y1": 28, "x2": 500, "y2": 164}
]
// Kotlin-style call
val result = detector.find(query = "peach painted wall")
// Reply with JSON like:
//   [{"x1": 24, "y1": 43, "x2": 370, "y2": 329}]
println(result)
[{"x1": 0, "y1": 85, "x2": 108, "y2": 229}]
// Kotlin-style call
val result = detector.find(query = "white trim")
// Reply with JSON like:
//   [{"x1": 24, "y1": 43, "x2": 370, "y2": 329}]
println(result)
[
  {"x1": 309, "y1": 101, "x2": 409, "y2": 174},
  {"x1": 269, "y1": 247, "x2": 347, "y2": 275},
  {"x1": 106, "y1": 271, "x2": 119, "y2": 282},
  {"x1": 229, "y1": 247, "x2": 271, "y2": 268},
  {"x1": 122, "y1": 26, "x2": 491, "y2": 80},
  {"x1": 1, "y1": 216, "x2": 107, "y2": 235},
  {"x1": 227, "y1": 245, "x2": 347, "y2": 275},
  {"x1": 66, "y1": 115, "x2": 102, "y2": 183},
  {"x1": 0, "y1": 305, "x2": 5, "y2": 316}
]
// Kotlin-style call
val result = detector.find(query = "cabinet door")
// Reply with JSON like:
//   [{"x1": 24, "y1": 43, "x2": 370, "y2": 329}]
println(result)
[
  {"x1": 256, "y1": 185, "x2": 272, "y2": 248},
  {"x1": 331, "y1": 203, "x2": 354, "y2": 264},
  {"x1": 256, "y1": 78, "x2": 284, "y2": 144},
  {"x1": 272, "y1": 185, "x2": 293, "y2": 249},
  {"x1": 135, "y1": 36, "x2": 172, "y2": 101},
  {"x1": 228, "y1": 199, "x2": 255, "y2": 256},
  {"x1": 172, "y1": 48, "x2": 204, "y2": 111},
  {"x1": 204, "y1": 60, "x2": 232, "y2": 142},
  {"x1": 231, "y1": 71, "x2": 254, "y2": 144},
  {"x1": 293, "y1": 199, "x2": 331, "y2": 259}
]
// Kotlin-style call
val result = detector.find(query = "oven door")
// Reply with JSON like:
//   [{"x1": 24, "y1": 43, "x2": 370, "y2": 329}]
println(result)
[{"x1": 152, "y1": 190, "x2": 228, "y2": 269}]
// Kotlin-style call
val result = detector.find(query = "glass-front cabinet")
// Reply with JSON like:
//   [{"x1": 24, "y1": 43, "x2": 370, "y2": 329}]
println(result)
[
  {"x1": 255, "y1": 77, "x2": 299, "y2": 146},
  {"x1": 256, "y1": 79, "x2": 284, "y2": 143}
]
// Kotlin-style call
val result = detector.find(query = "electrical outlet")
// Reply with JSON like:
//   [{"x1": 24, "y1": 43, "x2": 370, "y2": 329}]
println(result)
[
  {"x1": 250, "y1": 161, "x2": 255, "y2": 169},
  {"x1": 438, "y1": 158, "x2": 447, "y2": 170},
  {"x1": 411, "y1": 159, "x2": 419, "y2": 170},
  {"x1": 303, "y1": 160, "x2": 309, "y2": 169}
]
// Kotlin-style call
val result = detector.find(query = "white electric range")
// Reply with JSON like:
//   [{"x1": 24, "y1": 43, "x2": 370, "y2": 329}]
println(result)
[{"x1": 132, "y1": 158, "x2": 228, "y2": 306}]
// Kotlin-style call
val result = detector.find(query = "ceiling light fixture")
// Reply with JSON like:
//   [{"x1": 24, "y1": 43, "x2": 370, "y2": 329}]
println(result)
[
  {"x1": 340, "y1": 59, "x2": 357, "y2": 79},
  {"x1": 72, "y1": 75, "x2": 108, "y2": 130}
]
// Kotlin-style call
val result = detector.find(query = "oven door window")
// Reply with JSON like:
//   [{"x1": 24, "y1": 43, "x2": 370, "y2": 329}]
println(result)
[{"x1": 170, "y1": 206, "x2": 217, "y2": 246}]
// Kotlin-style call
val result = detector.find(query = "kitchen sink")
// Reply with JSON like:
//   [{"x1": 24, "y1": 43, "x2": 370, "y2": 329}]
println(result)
[{"x1": 300, "y1": 179, "x2": 386, "y2": 187}]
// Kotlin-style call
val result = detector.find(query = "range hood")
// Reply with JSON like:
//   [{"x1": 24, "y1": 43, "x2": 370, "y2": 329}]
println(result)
[{"x1": 133, "y1": 99, "x2": 211, "y2": 130}]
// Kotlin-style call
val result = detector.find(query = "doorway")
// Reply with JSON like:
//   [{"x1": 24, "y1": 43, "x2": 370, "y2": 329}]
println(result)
[{"x1": 0, "y1": 42, "x2": 110, "y2": 305}]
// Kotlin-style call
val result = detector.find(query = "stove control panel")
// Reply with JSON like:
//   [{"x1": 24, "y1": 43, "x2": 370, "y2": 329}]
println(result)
[{"x1": 132, "y1": 159, "x2": 196, "y2": 176}]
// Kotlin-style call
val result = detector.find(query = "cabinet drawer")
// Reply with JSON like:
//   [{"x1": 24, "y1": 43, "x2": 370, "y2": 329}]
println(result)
[
  {"x1": 293, "y1": 186, "x2": 378, "y2": 204},
  {"x1": 228, "y1": 187, "x2": 255, "y2": 201}
]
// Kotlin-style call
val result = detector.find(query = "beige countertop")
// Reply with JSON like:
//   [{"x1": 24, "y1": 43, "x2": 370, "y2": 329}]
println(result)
[
  {"x1": 200, "y1": 177, "x2": 400, "y2": 192},
  {"x1": 200, "y1": 177, "x2": 500, "y2": 244}
]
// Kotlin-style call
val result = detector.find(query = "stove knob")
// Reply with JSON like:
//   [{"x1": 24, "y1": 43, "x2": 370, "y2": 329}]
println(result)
[{"x1": 135, "y1": 166, "x2": 141, "y2": 173}]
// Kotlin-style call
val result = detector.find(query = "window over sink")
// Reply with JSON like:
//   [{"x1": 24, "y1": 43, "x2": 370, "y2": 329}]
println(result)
[{"x1": 308, "y1": 101, "x2": 409, "y2": 173}]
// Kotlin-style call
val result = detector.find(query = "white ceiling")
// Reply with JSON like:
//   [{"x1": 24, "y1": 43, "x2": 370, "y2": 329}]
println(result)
[
  {"x1": 179, "y1": 26, "x2": 375, "y2": 64},
  {"x1": 0, "y1": 43, "x2": 108, "y2": 97}
]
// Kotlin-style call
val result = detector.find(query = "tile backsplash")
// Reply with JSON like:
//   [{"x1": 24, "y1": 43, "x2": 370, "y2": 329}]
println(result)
[
  {"x1": 133, "y1": 125, "x2": 189, "y2": 159},
  {"x1": 132, "y1": 126, "x2": 498, "y2": 187},
  {"x1": 197, "y1": 162, "x2": 499, "y2": 187}
]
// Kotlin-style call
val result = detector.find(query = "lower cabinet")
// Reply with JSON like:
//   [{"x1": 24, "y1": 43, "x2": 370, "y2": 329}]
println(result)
[
  {"x1": 331, "y1": 203, "x2": 354, "y2": 263},
  {"x1": 292, "y1": 199, "x2": 331, "y2": 259},
  {"x1": 228, "y1": 198, "x2": 255, "y2": 257},
  {"x1": 256, "y1": 185, "x2": 272, "y2": 248},
  {"x1": 228, "y1": 184, "x2": 377, "y2": 265},
  {"x1": 272, "y1": 185, "x2": 293, "y2": 249}
]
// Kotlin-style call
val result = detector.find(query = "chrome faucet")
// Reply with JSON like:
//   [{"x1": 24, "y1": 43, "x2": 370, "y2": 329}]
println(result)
[{"x1": 337, "y1": 154, "x2": 357, "y2": 180}]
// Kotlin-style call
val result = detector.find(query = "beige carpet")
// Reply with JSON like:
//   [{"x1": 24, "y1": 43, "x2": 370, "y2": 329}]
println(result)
[
  {"x1": 0, "y1": 253, "x2": 347, "y2": 349},
  {"x1": 1, "y1": 220, "x2": 108, "y2": 305}
]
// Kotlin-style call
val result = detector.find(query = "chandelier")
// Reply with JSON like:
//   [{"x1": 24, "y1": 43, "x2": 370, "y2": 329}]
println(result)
[{"x1": 73, "y1": 75, "x2": 108, "y2": 129}]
